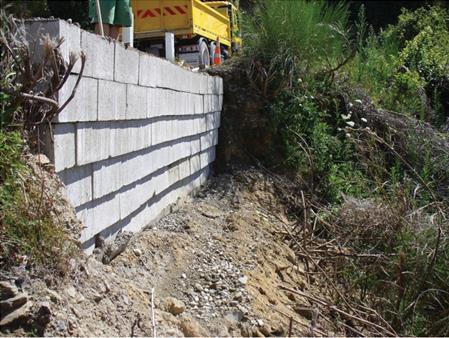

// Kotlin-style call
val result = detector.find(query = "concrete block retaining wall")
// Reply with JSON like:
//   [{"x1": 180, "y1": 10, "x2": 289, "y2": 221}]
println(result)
[{"x1": 26, "y1": 19, "x2": 223, "y2": 251}]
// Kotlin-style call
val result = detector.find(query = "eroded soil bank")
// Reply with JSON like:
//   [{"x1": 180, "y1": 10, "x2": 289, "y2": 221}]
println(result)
[{"x1": 2, "y1": 168, "x2": 331, "y2": 337}]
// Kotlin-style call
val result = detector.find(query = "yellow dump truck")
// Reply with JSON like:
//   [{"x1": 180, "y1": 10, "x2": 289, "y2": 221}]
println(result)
[{"x1": 132, "y1": 0, "x2": 241, "y2": 66}]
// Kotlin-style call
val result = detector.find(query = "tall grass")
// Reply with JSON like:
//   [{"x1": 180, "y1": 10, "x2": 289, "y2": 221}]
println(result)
[{"x1": 243, "y1": 0, "x2": 351, "y2": 95}]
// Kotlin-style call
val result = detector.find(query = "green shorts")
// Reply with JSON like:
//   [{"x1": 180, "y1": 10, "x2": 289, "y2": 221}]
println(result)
[{"x1": 89, "y1": 0, "x2": 132, "y2": 27}]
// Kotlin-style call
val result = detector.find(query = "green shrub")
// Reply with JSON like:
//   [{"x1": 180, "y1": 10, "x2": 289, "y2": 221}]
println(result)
[
  {"x1": 0, "y1": 130, "x2": 77, "y2": 274},
  {"x1": 242, "y1": 2, "x2": 449, "y2": 336},
  {"x1": 349, "y1": 6, "x2": 449, "y2": 126}
]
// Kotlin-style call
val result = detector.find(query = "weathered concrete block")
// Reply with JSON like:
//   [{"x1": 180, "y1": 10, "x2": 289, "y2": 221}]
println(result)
[
  {"x1": 173, "y1": 67, "x2": 186, "y2": 92},
  {"x1": 25, "y1": 19, "x2": 81, "y2": 73},
  {"x1": 98, "y1": 80, "x2": 127, "y2": 120},
  {"x1": 120, "y1": 144, "x2": 173, "y2": 188},
  {"x1": 203, "y1": 95, "x2": 212, "y2": 114},
  {"x1": 193, "y1": 94, "x2": 203, "y2": 115},
  {"x1": 52, "y1": 123, "x2": 76, "y2": 171},
  {"x1": 186, "y1": 119, "x2": 196, "y2": 138},
  {"x1": 203, "y1": 94, "x2": 222, "y2": 114},
  {"x1": 139, "y1": 52, "x2": 161, "y2": 87},
  {"x1": 189, "y1": 72, "x2": 201, "y2": 94},
  {"x1": 190, "y1": 154, "x2": 201, "y2": 174},
  {"x1": 57, "y1": 75, "x2": 98, "y2": 122},
  {"x1": 212, "y1": 95, "x2": 221, "y2": 112},
  {"x1": 157, "y1": 89, "x2": 172, "y2": 117},
  {"x1": 155, "y1": 170, "x2": 170, "y2": 195},
  {"x1": 206, "y1": 111, "x2": 221, "y2": 131},
  {"x1": 121, "y1": 152, "x2": 146, "y2": 187},
  {"x1": 120, "y1": 179, "x2": 152, "y2": 218},
  {"x1": 168, "y1": 164, "x2": 180, "y2": 185},
  {"x1": 206, "y1": 75, "x2": 215, "y2": 95},
  {"x1": 120, "y1": 171, "x2": 170, "y2": 219},
  {"x1": 151, "y1": 120, "x2": 167, "y2": 146},
  {"x1": 150, "y1": 146, "x2": 166, "y2": 173},
  {"x1": 200, "y1": 166, "x2": 210, "y2": 185},
  {"x1": 177, "y1": 92, "x2": 187, "y2": 115},
  {"x1": 122, "y1": 203, "x2": 152, "y2": 233},
  {"x1": 59, "y1": 164, "x2": 93, "y2": 207},
  {"x1": 190, "y1": 138, "x2": 201, "y2": 155},
  {"x1": 196, "y1": 115, "x2": 207, "y2": 134},
  {"x1": 77, "y1": 208, "x2": 94, "y2": 243},
  {"x1": 200, "y1": 147, "x2": 216, "y2": 169},
  {"x1": 180, "y1": 139, "x2": 192, "y2": 159},
  {"x1": 112, "y1": 120, "x2": 152, "y2": 157},
  {"x1": 147, "y1": 87, "x2": 159, "y2": 118},
  {"x1": 219, "y1": 95, "x2": 223, "y2": 111},
  {"x1": 178, "y1": 158, "x2": 191, "y2": 180},
  {"x1": 168, "y1": 140, "x2": 189, "y2": 165},
  {"x1": 206, "y1": 113, "x2": 216, "y2": 130},
  {"x1": 76, "y1": 121, "x2": 112, "y2": 165},
  {"x1": 93, "y1": 158, "x2": 122, "y2": 199},
  {"x1": 213, "y1": 128, "x2": 219, "y2": 145},
  {"x1": 81, "y1": 31, "x2": 114, "y2": 80},
  {"x1": 114, "y1": 43, "x2": 139, "y2": 84},
  {"x1": 159, "y1": 63, "x2": 178, "y2": 90},
  {"x1": 216, "y1": 76, "x2": 224, "y2": 95},
  {"x1": 199, "y1": 74, "x2": 209, "y2": 95},
  {"x1": 126, "y1": 84, "x2": 148, "y2": 119},
  {"x1": 120, "y1": 154, "x2": 140, "y2": 188},
  {"x1": 200, "y1": 130, "x2": 217, "y2": 151},
  {"x1": 215, "y1": 110, "x2": 222, "y2": 127},
  {"x1": 78, "y1": 193, "x2": 121, "y2": 242}
]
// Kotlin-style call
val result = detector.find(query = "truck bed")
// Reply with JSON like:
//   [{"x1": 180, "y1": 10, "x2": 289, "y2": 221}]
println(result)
[{"x1": 133, "y1": 0, "x2": 231, "y2": 46}]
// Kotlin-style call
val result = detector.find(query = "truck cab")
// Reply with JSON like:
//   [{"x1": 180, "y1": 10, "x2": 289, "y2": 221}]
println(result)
[{"x1": 203, "y1": 1, "x2": 242, "y2": 53}]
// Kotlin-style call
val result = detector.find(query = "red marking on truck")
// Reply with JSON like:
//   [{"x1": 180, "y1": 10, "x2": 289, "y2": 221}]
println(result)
[
  {"x1": 142, "y1": 9, "x2": 156, "y2": 18},
  {"x1": 175, "y1": 6, "x2": 186, "y2": 14},
  {"x1": 164, "y1": 7, "x2": 176, "y2": 15},
  {"x1": 138, "y1": 5, "x2": 189, "y2": 18}
]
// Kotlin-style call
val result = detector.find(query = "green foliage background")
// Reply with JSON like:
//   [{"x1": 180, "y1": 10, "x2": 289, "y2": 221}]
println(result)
[{"x1": 243, "y1": 1, "x2": 449, "y2": 335}]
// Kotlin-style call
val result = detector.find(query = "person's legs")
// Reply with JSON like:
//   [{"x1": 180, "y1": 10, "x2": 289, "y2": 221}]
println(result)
[
  {"x1": 95, "y1": 23, "x2": 110, "y2": 37},
  {"x1": 89, "y1": 0, "x2": 116, "y2": 37},
  {"x1": 109, "y1": 25, "x2": 120, "y2": 40}
]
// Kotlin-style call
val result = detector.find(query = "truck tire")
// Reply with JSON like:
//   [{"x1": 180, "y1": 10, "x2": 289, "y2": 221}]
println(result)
[{"x1": 199, "y1": 41, "x2": 210, "y2": 67}]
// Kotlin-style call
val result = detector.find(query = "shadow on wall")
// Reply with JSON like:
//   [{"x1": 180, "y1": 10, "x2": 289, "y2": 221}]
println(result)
[{"x1": 80, "y1": 166, "x2": 209, "y2": 251}]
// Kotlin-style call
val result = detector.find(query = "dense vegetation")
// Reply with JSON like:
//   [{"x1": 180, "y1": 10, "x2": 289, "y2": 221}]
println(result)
[
  {"x1": 0, "y1": 10, "x2": 78, "y2": 276},
  {"x1": 243, "y1": 1, "x2": 448, "y2": 335}
]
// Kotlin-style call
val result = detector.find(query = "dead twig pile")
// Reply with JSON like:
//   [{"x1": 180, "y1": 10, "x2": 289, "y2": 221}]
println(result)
[
  {"x1": 248, "y1": 159, "x2": 448, "y2": 336},
  {"x1": 0, "y1": 10, "x2": 85, "y2": 137}
]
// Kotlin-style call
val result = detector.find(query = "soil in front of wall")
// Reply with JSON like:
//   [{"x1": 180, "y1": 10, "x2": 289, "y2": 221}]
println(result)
[{"x1": 1, "y1": 166, "x2": 329, "y2": 337}]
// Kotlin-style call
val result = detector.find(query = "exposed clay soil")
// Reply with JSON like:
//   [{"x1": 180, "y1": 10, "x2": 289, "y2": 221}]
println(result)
[{"x1": 1, "y1": 168, "x2": 331, "y2": 337}]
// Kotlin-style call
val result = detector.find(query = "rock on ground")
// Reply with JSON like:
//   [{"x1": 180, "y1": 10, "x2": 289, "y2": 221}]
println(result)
[{"x1": 1, "y1": 169, "x2": 321, "y2": 336}]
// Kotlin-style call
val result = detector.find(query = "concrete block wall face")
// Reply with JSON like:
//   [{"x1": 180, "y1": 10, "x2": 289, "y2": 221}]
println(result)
[{"x1": 26, "y1": 20, "x2": 223, "y2": 252}]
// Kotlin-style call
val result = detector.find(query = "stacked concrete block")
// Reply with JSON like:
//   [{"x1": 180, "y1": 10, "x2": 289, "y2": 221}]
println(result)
[
  {"x1": 28, "y1": 19, "x2": 223, "y2": 252},
  {"x1": 59, "y1": 165, "x2": 93, "y2": 207},
  {"x1": 81, "y1": 31, "x2": 114, "y2": 80},
  {"x1": 25, "y1": 19, "x2": 82, "y2": 73},
  {"x1": 52, "y1": 124, "x2": 76, "y2": 171},
  {"x1": 57, "y1": 75, "x2": 98, "y2": 122},
  {"x1": 98, "y1": 80, "x2": 127, "y2": 120},
  {"x1": 114, "y1": 43, "x2": 139, "y2": 84}
]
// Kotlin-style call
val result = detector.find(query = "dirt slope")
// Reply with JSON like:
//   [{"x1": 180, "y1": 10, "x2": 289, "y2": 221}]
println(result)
[{"x1": 2, "y1": 169, "x2": 324, "y2": 337}]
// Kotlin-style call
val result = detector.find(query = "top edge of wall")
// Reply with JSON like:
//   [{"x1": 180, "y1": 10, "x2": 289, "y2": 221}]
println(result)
[{"x1": 24, "y1": 18, "x2": 221, "y2": 81}]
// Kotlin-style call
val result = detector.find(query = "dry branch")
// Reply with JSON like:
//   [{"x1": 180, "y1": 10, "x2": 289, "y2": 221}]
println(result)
[{"x1": 279, "y1": 285, "x2": 397, "y2": 336}]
